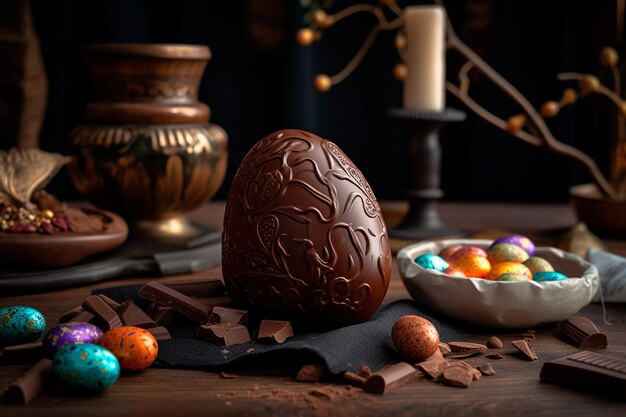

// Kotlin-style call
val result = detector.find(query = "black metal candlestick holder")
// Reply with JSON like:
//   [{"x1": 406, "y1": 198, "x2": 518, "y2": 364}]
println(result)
[{"x1": 389, "y1": 108, "x2": 466, "y2": 240}]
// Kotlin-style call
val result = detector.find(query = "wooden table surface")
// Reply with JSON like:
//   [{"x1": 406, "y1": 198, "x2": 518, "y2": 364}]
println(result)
[{"x1": 2, "y1": 202, "x2": 626, "y2": 416}]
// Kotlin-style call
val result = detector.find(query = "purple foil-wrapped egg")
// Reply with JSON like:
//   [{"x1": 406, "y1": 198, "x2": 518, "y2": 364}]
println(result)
[
  {"x1": 490, "y1": 234, "x2": 535, "y2": 256},
  {"x1": 42, "y1": 322, "x2": 103, "y2": 358}
]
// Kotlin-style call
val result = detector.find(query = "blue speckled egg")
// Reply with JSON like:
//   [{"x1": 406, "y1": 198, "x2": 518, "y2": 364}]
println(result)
[
  {"x1": 0, "y1": 306, "x2": 46, "y2": 346},
  {"x1": 534, "y1": 271, "x2": 568, "y2": 282},
  {"x1": 52, "y1": 344, "x2": 120, "y2": 393},
  {"x1": 491, "y1": 235, "x2": 536, "y2": 256},
  {"x1": 43, "y1": 322, "x2": 103, "y2": 358},
  {"x1": 414, "y1": 253, "x2": 449, "y2": 272}
]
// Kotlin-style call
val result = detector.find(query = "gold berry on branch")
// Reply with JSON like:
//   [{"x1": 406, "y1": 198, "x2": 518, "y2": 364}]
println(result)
[
  {"x1": 560, "y1": 88, "x2": 578, "y2": 105},
  {"x1": 599, "y1": 47, "x2": 619, "y2": 67},
  {"x1": 506, "y1": 114, "x2": 526, "y2": 134},
  {"x1": 540, "y1": 101, "x2": 560, "y2": 118},
  {"x1": 579, "y1": 75, "x2": 600, "y2": 93},
  {"x1": 314, "y1": 74, "x2": 332, "y2": 92},
  {"x1": 296, "y1": 28, "x2": 315, "y2": 46},
  {"x1": 393, "y1": 63, "x2": 408, "y2": 81}
]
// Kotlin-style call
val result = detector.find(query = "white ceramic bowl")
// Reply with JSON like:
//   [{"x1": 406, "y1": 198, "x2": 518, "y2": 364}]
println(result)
[{"x1": 397, "y1": 239, "x2": 600, "y2": 328}]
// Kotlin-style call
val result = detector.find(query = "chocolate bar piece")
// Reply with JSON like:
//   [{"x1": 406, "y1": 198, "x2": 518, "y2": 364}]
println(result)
[
  {"x1": 208, "y1": 306, "x2": 248, "y2": 325},
  {"x1": 0, "y1": 341, "x2": 43, "y2": 364},
  {"x1": 257, "y1": 320, "x2": 293, "y2": 344},
  {"x1": 364, "y1": 362, "x2": 417, "y2": 394},
  {"x1": 82, "y1": 295, "x2": 122, "y2": 331},
  {"x1": 118, "y1": 301, "x2": 156, "y2": 329},
  {"x1": 344, "y1": 371, "x2": 367, "y2": 385},
  {"x1": 511, "y1": 339, "x2": 538, "y2": 361},
  {"x1": 439, "y1": 364, "x2": 474, "y2": 388},
  {"x1": 97, "y1": 294, "x2": 122, "y2": 311},
  {"x1": 540, "y1": 351, "x2": 626, "y2": 399},
  {"x1": 559, "y1": 316, "x2": 608, "y2": 349},
  {"x1": 3, "y1": 358, "x2": 52, "y2": 404},
  {"x1": 448, "y1": 342, "x2": 487, "y2": 352},
  {"x1": 162, "y1": 275, "x2": 225, "y2": 297},
  {"x1": 478, "y1": 363, "x2": 496, "y2": 376},
  {"x1": 147, "y1": 326, "x2": 171, "y2": 341},
  {"x1": 148, "y1": 305, "x2": 172, "y2": 327},
  {"x1": 139, "y1": 281, "x2": 210, "y2": 324},
  {"x1": 58, "y1": 306, "x2": 95, "y2": 324},
  {"x1": 197, "y1": 323, "x2": 251, "y2": 346}
]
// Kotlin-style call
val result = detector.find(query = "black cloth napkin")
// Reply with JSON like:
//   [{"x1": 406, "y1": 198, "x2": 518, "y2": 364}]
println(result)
[{"x1": 94, "y1": 285, "x2": 470, "y2": 375}]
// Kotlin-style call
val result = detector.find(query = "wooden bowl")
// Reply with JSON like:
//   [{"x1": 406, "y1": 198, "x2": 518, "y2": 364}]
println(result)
[
  {"x1": 570, "y1": 183, "x2": 626, "y2": 235},
  {"x1": 0, "y1": 208, "x2": 128, "y2": 269}
]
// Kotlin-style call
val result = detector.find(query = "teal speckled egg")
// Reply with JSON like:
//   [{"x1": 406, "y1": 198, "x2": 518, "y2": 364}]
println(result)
[
  {"x1": 52, "y1": 344, "x2": 120, "y2": 393},
  {"x1": 414, "y1": 253, "x2": 449, "y2": 272},
  {"x1": 534, "y1": 271, "x2": 568, "y2": 282},
  {"x1": 0, "y1": 306, "x2": 46, "y2": 346}
]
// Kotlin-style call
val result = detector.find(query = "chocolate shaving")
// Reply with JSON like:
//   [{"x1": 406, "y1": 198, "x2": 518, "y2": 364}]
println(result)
[
  {"x1": 81, "y1": 295, "x2": 122, "y2": 331},
  {"x1": 358, "y1": 365, "x2": 372, "y2": 379},
  {"x1": 444, "y1": 349, "x2": 484, "y2": 359},
  {"x1": 208, "y1": 306, "x2": 248, "y2": 325},
  {"x1": 438, "y1": 342, "x2": 451, "y2": 355},
  {"x1": 296, "y1": 362, "x2": 328, "y2": 382},
  {"x1": 477, "y1": 363, "x2": 496, "y2": 376},
  {"x1": 511, "y1": 339, "x2": 538, "y2": 361},
  {"x1": 220, "y1": 372, "x2": 238, "y2": 379},
  {"x1": 197, "y1": 323, "x2": 251, "y2": 346},
  {"x1": 3, "y1": 359, "x2": 52, "y2": 404},
  {"x1": 485, "y1": 353, "x2": 504, "y2": 360},
  {"x1": 343, "y1": 371, "x2": 367, "y2": 385},
  {"x1": 139, "y1": 281, "x2": 211, "y2": 324},
  {"x1": 448, "y1": 342, "x2": 488, "y2": 352},
  {"x1": 559, "y1": 315, "x2": 608, "y2": 349},
  {"x1": 364, "y1": 363, "x2": 417, "y2": 394},
  {"x1": 485, "y1": 336, "x2": 503, "y2": 349},
  {"x1": 258, "y1": 320, "x2": 293, "y2": 344},
  {"x1": 521, "y1": 333, "x2": 536, "y2": 340}
]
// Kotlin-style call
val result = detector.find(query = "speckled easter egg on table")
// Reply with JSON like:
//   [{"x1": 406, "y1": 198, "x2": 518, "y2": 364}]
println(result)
[
  {"x1": 391, "y1": 315, "x2": 440, "y2": 361},
  {"x1": 99, "y1": 326, "x2": 158, "y2": 371},
  {"x1": 491, "y1": 235, "x2": 535, "y2": 256},
  {"x1": 42, "y1": 322, "x2": 103, "y2": 358},
  {"x1": 0, "y1": 306, "x2": 46, "y2": 346},
  {"x1": 52, "y1": 343, "x2": 120, "y2": 393},
  {"x1": 222, "y1": 129, "x2": 392, "y2": 327}
]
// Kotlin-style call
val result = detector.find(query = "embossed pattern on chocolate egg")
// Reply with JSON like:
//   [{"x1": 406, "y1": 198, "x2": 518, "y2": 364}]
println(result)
[{"x1": 222, "y1": 129, "x2": 392, "y2": 327}]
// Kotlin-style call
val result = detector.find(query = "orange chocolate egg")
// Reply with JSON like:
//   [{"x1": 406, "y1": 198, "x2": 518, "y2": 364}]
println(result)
[
  {"x1": 391, "y1": 315, "x2": 440, "y2": 361},
  {"x1": 450, "y1": 253, "x2": 491, "y2": 278},
  {"x1": 486, "y1": 262, "x2": 532, "y2": 281},
  {"x1": 99, "y1": 326, "x2": 158, "y2": 372}
]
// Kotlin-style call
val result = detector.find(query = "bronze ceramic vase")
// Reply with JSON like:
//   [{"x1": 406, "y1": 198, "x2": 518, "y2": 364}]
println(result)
[{"x1": 68, "y1": 44, "x2": 227, "y2": 235}]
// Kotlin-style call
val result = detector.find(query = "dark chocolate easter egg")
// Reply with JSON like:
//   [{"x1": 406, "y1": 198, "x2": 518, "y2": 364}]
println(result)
[{"x1": 222, "y1": 129, "x2": 392, "y2": 327}]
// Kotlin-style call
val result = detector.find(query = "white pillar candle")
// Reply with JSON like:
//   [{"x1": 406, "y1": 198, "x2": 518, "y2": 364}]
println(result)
[{"x1": 403, "y1": 6, "x2": 446, "y2": 111}]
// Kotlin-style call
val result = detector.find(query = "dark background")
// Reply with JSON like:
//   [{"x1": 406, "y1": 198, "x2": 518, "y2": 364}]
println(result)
[{"x1": 25, "y1": 0, "x2": 624, "y2": 202}]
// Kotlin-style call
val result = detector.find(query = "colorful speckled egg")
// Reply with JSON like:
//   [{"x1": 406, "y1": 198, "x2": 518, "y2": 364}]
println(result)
[
  {"x1": 414, "y1": 253, "x2": 448, "y2": 272},
  {"x1": 99, "y1": 326, "x2": 158, "y2": 371},
  {"x1": 448, "y1": 246, "x2": 488, "y2": 264},
  {"x1": 486, "y1": 261, "x2": 532, "y2": 281},
  {"x1": 491, "y1": 235, "x2": 535, "y2": 256},
  {"x1": 42, "y1": 322, "x2": 103, "y2": 358},
  {"x1": 487, "y1": 243, "x2": 529, "y2": 265},
  {"x1": 534, "y1": 271, "x2": 568, "y2": 282},
  {"x1": 52, "y1": 343, "x2": 120, "y2": 393},
  {"x1": 391, "y1": 315, "x2": 440, "y2": 361},
  {"x1": 438, "y1": 245, "x2": 462, "y2": 262},
  {"x1": 0, "y1": 306, "x2": 46, "y2": 346},
  {"x1": 523, "y1": 256, "x2": 554, "y2": 275},
  {"x1": 450, "y1": 254, "x2": 491, "y2": 278},
  {"x1": 443, "y1": 266, "x2": 467, "y2": 278},
  {"x1": 496, "y1": 273, "x2": 531, "y2": 282}
]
